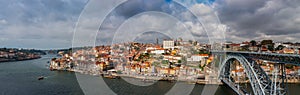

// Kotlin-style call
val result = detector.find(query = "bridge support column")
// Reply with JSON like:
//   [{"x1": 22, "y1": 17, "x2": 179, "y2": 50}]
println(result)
[
  {"x1": 280, "y1": 63, "x2": 287, "y2": 95},
  {"x1": 271, "y1": 63, "x2": 287, "y2": 95}
]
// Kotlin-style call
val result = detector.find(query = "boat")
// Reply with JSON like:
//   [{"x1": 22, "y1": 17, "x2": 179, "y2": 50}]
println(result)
[
  {"x1": 49, "y1": 67, "x2": 56, "y2": 71},
  {"x1": 196, "y1": 74, "x2": 205, "y2": 80},
  {"x1": 38, "y1": 76, "x2": 44, "y2": 80},
  {"x1": 103, "y1": 69, "x2": 120, "y2": 79}
]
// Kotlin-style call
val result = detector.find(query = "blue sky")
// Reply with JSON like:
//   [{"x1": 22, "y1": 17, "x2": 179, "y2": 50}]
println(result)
[{"x1": 0, "y1": 0, "x2": 300, "y2": 49}]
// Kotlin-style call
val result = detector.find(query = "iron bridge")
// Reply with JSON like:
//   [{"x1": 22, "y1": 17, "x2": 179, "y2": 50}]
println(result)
[{"x1": 212, "y1": 51, "x2": 300, "y2": 95}]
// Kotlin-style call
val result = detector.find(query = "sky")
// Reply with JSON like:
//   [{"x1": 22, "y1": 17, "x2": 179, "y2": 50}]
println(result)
[{"x1": 0, "y1": 0, "x2": 299, "y2": 49}]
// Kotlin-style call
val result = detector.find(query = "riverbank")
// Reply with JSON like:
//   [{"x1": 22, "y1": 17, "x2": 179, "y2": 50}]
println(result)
[
  {"x1": 0, "y1": 48, "x2": 45, "y2": 63},
  {"x1": 52, "y1": 68, "x2": 300, "y2": 85},
  {"x1": 93, "y1": 73, "x2": 222, "y2": 85},
  {"x1": 118, "y1": 74, "x2": 300, "y2": 85},
  {"x1": 0, "y1": 56, "x2": 41, "y2": 63}
]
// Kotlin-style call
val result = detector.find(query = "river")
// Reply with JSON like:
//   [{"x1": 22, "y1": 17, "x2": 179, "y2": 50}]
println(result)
[{"x1": 0, "y1": 55, "x2": 299, "y2": 95}]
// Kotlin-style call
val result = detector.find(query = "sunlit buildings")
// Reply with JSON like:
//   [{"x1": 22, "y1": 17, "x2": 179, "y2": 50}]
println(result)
[{"x1": 163, "y1": 40, "x2": 174, "y2": 49}]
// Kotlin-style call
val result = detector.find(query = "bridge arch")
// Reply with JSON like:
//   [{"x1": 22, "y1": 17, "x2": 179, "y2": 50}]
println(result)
[{"x1": 219, "y1": 54, "x2": 272, "y2": 95}]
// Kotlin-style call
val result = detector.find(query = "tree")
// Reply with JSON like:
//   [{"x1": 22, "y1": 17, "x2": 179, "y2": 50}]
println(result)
[
  {"x1": 261, "y1": 40, "x2": 274, "y2": 51},
  {"x1": 267, "y1": 45, "x2": 274, "y2": 51},
  {"x1": 188, "y1": 40, "x2": 193, "y2": 44},
  {"x1": 275, "y1": 45, "x2": 285, "y2": 50},
  {"x1": 152, "y1": 62, "x2": 160, "y2": 66},
  {"x1": 178, "y1": 37, "x2": 183, "y2": 42},
  {"x1": 177, "y1": 60, "x2": 182, "y2": 63},
  {"x1": 162, "y1": 60, "x2": 169, "y2": 64},
  {"x1": 199, "y1": 63, "x2": 206, "y2": 71},
  {"x1": 193, "y1": 41, "x2": 198, "y2": 46},
  {"x1": 250, "y1": 40, "x2": 257, "y2": 46},
  {"x1": 261, "y1": 40, "x2": 273, "y2": 45},
  {"x1": 240, "y1": 45, "x2": 250, "y2": 51},
  {"x1": 226, "y1": 45, "x2": 230, "y2": 48}
]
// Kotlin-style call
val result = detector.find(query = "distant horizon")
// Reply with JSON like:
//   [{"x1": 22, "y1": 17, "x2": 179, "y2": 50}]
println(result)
[{"x1": 2, "y1": 39, "x2": 300, "y2": 50}]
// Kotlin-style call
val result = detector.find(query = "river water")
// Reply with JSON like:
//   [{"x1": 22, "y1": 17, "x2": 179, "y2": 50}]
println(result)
[{"x1": 0, "y1": 55, "x2": 299, "y2": 95}]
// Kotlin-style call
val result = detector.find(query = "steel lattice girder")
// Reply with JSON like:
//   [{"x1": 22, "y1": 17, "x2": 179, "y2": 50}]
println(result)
[
  {"x1": 219, "y1": 54, "x2": 272, "y2": 95},
  {"x1": 212, "y1": 51, "x2": 300, "y2": 66}
]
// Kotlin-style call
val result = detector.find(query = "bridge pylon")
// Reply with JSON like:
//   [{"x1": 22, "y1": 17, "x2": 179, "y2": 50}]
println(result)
[{"x1": 270, "y1": 63, "x2": 287, "y2": 95}]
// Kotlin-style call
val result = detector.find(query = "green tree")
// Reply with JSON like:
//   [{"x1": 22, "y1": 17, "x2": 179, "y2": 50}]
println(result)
[
  {"x1": 261, "y1": 40, "x2": 274, "y2": 51},
  {"x1": 199, "y1": 63, "x2": 206, "y2": 71},
  {"x1": 152, "y1": 62, "x2": 160, "y2": 66},
  {"x1": 267, "y1": 45, "x2": 274, "y2": 51},
  {"x1": 261, "y1": 40, "x2": 273, "y2": 45},
  {"x1": 162, "y1": 60, "x2": 169, "y2": 64},
  {"x1": 275, "y1": 45, "x2": 285, "y2": 50},
  {"x1": 250, "y1": 40, "x2": 257, "y2": 46},
  {"x1": 177, "y1": 60, "x2": 182, "y2": 63}
]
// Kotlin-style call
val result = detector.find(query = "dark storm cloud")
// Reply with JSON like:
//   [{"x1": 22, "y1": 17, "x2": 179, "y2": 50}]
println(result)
[
  {"x1": 215, "y1": 0, "x2": 300, "y2": 42},
  {"x1": 110, "y1": 0, "x2": 195, "y2": 20},
  {"x1": 97, "y1": 0, "x2": 200, "y2": 45},
  {"x1": 113, "y1": 0, "x2": 167, "y2": 18}
]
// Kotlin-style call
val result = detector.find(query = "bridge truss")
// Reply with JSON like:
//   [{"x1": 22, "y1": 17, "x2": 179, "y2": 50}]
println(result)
[{"x1": 213, "y1": 51, "x2": 300, "y2": 95}]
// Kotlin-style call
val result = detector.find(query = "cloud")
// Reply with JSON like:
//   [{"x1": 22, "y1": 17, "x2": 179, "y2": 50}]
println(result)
[
  {"x1": 0, "y1": 0, "x2": 87, "y2": 49},
  {"x1": 215, "y1": 0, "x2": 300, "y2": 42},
  {"x1": 96, "y1": 0, "x2": 225, "y2": 45},
  {"x1": 100, "y1": 12, "x2": 196, "y2": 45},
  {"x1": 1, "y1": 0, "x2": 220, "y2": 49},
  {"x1": 0, "y1": 19, "x2": 7, "y2": 25},
  {"x1": 182, "y1": 3, "x2": 227, "y2": 43},
  {"x1": 2, "y1": 0, "x2": 300, "y2": 49}
]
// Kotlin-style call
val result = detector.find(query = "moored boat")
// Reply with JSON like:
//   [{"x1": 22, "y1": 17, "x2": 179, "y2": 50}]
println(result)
[{"x1": 103, "y1": 69, "x2": 120, "y2": 79}]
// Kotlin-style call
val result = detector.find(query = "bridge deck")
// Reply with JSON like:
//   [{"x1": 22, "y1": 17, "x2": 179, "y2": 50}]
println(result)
[
  {"x1": 212, "y1": 51, "x2": 300, "y2": 65},
  {"x1": 212, "y1": 51, "x2": 300, "y2": 57}
]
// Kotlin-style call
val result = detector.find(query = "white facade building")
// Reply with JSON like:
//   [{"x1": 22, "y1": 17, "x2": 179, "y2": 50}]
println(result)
[
  {"x1": 151, "y1": 49, "x2": 165, "y2": 54},
  {"x1": 188, "y1": 54, "x2": 209, "y2": 62},
  {"x1": 163, "y1": 40, "x2": 174, "y2": 49}
]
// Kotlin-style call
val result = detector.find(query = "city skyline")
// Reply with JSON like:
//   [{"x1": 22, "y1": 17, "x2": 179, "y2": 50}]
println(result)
[{"x1": 1, "y1": 1, "x2": 300, "y2": 95}]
